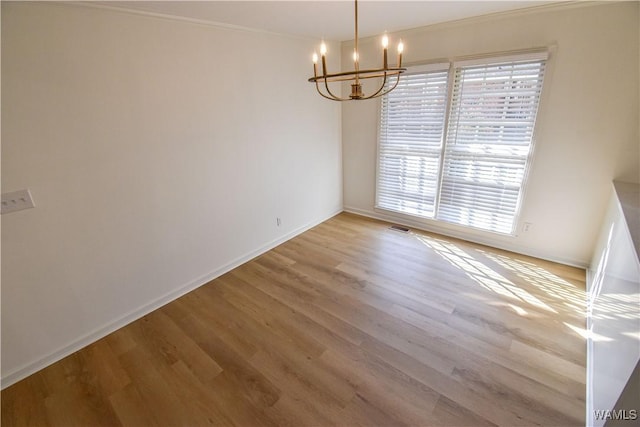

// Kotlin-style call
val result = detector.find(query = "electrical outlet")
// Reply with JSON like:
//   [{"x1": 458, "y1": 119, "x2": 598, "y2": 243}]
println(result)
[
  {"x1": 523, "y1": 222, "x2": 533, "y2": 232},
  {"x1": 276, "y1": 217, "x2": 282, "y2": 227},
  {"x1": 1, "y1": 189, "x2": 35, "y2": 214}
]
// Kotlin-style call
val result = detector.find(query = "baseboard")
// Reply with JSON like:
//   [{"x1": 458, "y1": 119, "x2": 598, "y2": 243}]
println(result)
[
  {"x1": 344, "y1": 206, "x2": 588, "y2": 269},
  {"x1": 1, "y1": 208, "x2": 342, "y2": 389}
]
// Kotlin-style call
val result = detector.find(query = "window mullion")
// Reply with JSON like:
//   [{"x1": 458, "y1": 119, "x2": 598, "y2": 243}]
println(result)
[{"x1": 433, "y1": 65, "x2": 458, "y2": 220}]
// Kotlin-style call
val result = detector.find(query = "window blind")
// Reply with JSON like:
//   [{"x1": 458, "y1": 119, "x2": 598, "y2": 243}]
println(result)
[
  {"x1": 377, "y1": 65, "x2": 449, "y2": 218},
  {"x1": 376, "y1": 53, "x2": 547, "y2": 235},
  {"x1": 438, "y1": 58, "x2": 546, "y2": 234}
]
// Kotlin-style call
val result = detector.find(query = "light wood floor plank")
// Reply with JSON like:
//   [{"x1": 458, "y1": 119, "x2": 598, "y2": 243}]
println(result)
[{"x1": 1, "y1": 212, "x2": 586, "y2": 426}]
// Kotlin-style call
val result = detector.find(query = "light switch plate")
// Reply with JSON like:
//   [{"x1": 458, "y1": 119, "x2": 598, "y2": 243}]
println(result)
[{"x1": 1, "y1": 189, "x2": 35, "y2": 214}]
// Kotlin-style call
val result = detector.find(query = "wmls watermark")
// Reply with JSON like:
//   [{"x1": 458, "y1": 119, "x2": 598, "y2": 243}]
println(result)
[{"x1": 594, "y1": 409, "x2": 638, "y2": 422}]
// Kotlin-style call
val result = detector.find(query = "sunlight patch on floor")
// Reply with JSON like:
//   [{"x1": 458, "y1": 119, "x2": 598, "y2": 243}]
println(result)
[
  {"x1": 480, "y1": 250, "x2": 585, "y2": 315},
  {"x1": 414, "y1": 234, "x2": 557, "y2": 313}
]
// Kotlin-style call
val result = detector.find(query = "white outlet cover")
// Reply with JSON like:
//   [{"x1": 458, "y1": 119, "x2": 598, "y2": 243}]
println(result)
[{"x1": 1, "y1": 189, "x2": 35, "y2": 214}]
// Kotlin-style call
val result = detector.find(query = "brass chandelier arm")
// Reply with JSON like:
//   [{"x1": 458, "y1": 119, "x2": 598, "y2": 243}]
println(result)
[
  {"x1": 313, "y1": 72, "x2": 402, "y2": 102},
  {"x1": 366, "y1": 72, "x2": 390, "y2": 99},
  {"x1": 322, "y1": 75, "x2": 342, "y2": 100},
  {"x1": 314, "y1": 81, "x2": 338, "y2": 101},
  {"x1": 307, "y1": 67, "x2": 406, "y2": 83},
  {"x1": 369, "y1": 73, "x2": 402, "y2": 99}
]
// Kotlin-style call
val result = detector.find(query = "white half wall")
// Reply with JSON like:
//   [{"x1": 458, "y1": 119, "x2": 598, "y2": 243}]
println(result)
[
  {"x1": 342, "y1": 2, "x2": 639, "y2": 267},
  {"x1": 587, "y1": 182, "x2": 640, "y2": 426},
  {"x1": 1, "y1": 2, "x2": 342, "y2": 387}
]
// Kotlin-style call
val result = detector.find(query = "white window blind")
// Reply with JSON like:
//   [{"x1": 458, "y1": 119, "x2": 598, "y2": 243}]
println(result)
[
  {"x1": 377, "y1": 65, "x2": 449, "y2": 218},
  {"x1": 439, "y1": 58, "x2": 546, "y2": 234},
  {"x1": 376, "y1": 53, "x2": 547, "y2": 235}
]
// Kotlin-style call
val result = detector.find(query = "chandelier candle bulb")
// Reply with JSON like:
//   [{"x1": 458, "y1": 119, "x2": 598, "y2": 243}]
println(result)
[
  {"x1": 312, "y1": 53, "x2": 318, "y2": 77},
  {"x1": 397, "y1": 40, "x2": 404, "y2": 67},
  {"x1": 320, "y1": 42, "x2": 328, "y2": 76},
  {"x1": 382, "y1": 34, "x2": 389, "y2": 68}
]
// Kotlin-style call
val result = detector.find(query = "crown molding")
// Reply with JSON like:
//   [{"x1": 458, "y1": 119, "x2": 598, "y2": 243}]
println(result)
[
  {"x1": 343, "y1": 1, "x2": 612, "y2": 46},
  {"x1": 57, "y1": 1, "x2": 315, "y2": 41},
  {"x1": 36, "y1": 1, "x2": 622, "y2": 47}
]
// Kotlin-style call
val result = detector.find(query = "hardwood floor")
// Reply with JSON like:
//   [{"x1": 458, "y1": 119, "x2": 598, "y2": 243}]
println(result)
[{"x1": 1, "y1": 213, "x2": 586, "y2": 426}]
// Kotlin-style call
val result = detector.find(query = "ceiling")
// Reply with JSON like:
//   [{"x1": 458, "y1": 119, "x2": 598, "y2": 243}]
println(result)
[{"x1": 97, "y1": 1, "x2": 559, "y2": 41}]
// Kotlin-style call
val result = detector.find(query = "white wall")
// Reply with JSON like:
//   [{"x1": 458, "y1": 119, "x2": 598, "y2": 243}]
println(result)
[
  {"x1": 342, "y1": 2, "x2": 639, "y2": 267},
  {"x1": 1, "y1": 2, "x2": 342, "y2": 386}
]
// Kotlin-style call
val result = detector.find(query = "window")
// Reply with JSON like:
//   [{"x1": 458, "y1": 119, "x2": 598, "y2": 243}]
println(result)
[{"x1": 377, "y1": 52, "x2": 547, "y2": 234}]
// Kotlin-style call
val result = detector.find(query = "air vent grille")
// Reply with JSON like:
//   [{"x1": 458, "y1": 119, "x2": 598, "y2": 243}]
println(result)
[{"x1": 389, "y1": 225, "x2": 410, "y2": 233}]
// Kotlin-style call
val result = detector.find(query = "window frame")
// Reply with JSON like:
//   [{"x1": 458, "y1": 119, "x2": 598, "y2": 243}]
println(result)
[{"x1": 375, "y1": 50, "x2": 549, "y2": 236}]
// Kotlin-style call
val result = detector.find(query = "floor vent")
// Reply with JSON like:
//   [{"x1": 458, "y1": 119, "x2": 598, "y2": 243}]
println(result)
[{"x1": 389, "y1": 225, "x2": 410, "y2": 233}]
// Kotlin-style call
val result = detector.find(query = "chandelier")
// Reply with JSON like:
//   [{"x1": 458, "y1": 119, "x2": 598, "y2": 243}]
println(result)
[{"x1": 308, "y1": 0, "x2": 406, "y2": 101}]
